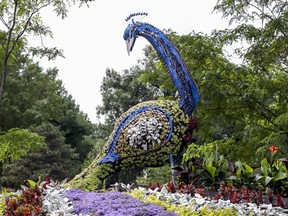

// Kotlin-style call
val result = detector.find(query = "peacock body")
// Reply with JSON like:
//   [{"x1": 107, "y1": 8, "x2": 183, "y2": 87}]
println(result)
[{"x1": 68, "y1": 14, "x2": 200, "y2": 191}]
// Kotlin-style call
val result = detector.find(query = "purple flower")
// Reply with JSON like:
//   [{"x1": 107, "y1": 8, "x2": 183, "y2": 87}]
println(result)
[{"x1": 65, "y1": 189, "x2": 178, "y2": 216}]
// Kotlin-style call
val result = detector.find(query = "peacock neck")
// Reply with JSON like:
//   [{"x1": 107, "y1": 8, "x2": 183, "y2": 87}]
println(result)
[{"x1": 136, "y1": 23, "x2": 200, "y2": 116}]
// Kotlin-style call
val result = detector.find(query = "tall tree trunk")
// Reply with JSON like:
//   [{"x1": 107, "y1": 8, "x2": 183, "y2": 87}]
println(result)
[{"x1": 0, "y1": 57, "x2": 8, "y2": 131}]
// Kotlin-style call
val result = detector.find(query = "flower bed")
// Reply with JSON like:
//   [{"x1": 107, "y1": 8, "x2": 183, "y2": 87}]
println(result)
[
  {"x1": 2, "y1": 179, "x2": 288, "y2": 215},
  {"x1": 2, "y1": 142, "x2": 288, "y2": 216},
  {"x1": 128, "y1": 185, "x2": 288, "y2": 216}
]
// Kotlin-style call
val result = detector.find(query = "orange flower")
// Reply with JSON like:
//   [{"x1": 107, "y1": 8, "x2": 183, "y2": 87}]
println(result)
[{"x1": 269, "y1": 145, "x2": 278, "y2": 154}]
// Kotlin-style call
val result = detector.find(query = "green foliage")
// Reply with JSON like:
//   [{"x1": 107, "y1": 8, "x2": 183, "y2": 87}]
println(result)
[
  {"x1": 0, "y1": 1, "x2": 95, "y2": 162},
  {"x1": 189, "y1": 151, "x2": 230, "y2": 189},
  {"x1": 1, "y1": 37, "x2": 96, "y2": 187},
  {"x1": 183, "y1": 143, "x2": 232, "y2": 188},
  {"x1": 183, "y1": 144, "x2": 288, "y2": 197},
  {"x1": 183, "y1": 143, "x2": 217, "y2": 161},
  {"x1": 155, "y1": 1, "x2": 288, "y2": 164},
  {"x1": 1, "y1": 62, "x2": 64, "y2": 129},
  {"x1": 0, "y1": 0, "x2": 91, "y2": 113},
  {"x1": 254, "y1": 158, "x2": 288, "y2": 193},
  {"x1": 0, "y1": 55, "x2": 94, "y2": 162},
  {"x1": 0, "y1": 0, "x2": 90, "y2": 61},
  {"x1": 205, "y1": 0, "x2": 288, "y2": 162},
  {"x1": 255, "y1": 131, "x2": 288, "y2": 160},
  {"x1": 201, "y1": 152, "x2": 230, "y2": 187},
  {"x1": 96, "y1": 68, "x2": 158, "y2": 125},
  {"x1": 136, "y1": 165, "x2": 172, "y2": 186},
  {"x1": 0, "y1": 128, "x2": 44, "y2": 163},
  {"x1": 214, "y1": 0, "x2": 288, "y2": 66},
  {"x1": 228, "y1": 161, "x2": 255, "y2": 187},
  {"x1": 56, "y1": 95, "x2": 94, "y2": 162},
  {"x1": 183, "y1": 139, "x2": 240, "y2": 164},
  {"x1": 83, "y1": 136, "x2": 105, "y2": 167},
  {"x1": 1, "y1": 123, "x2": 81, "y2": 188}
]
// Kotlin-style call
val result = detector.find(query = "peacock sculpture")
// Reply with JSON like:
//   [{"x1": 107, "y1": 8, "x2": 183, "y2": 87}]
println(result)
[{"x1": 67, "y1": 13, "x2": 200, "y2": 191}]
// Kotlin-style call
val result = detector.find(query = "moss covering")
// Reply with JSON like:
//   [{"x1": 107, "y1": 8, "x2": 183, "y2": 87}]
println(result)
[
  {"x1": 0, "y1": 196, "x2": 5, "y2": 215},
  {"x1": 65, "y1": 158, "x2": 115, "y2": 191}
]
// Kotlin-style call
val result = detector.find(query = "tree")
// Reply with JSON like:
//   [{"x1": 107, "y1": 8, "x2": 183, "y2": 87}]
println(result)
[
  {"x1": 96, "y1": 68, "x2": 158, "y2": 126},
  {"x1": 0, "y1": 50, "x2": 95, "y2": 187},
  {"x1": 0, "y1": 51, "x2": 94, "y2": 161},
  {"x1": 0, "y1": 1, "x2": 96, "y2": 186},
  {"x1": 0, "y1": 0, "x2": 92, "y2": 122},
  {"x1": 0, "y1": 128, "x2": 44, "y2": 163},
  {"x1": 207, "y1": 0, "x2": 288, "y2": 162},
  {"x1": 213, "y1": 0, "x2": 287, "y2": 68},
  {"x1": 0, "y1": 59, "x2": 64, "y2": 130},
  {"x1": 56, "y1": 94, "x2": 94, "y2": 162},
  {"x1": 159, "y1": 1, "x2": 288, "y2": 163},
  {"x1": 1, "y1": 123, "x2": 81, "y2": 188}
]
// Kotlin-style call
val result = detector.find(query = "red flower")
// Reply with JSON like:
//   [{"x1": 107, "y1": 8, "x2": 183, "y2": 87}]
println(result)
[{"x1": 269, "y1": 145, "x2": 278, "y2": 154}]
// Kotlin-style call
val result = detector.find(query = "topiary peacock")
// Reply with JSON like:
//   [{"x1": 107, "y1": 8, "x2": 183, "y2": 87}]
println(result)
[{"x1": 67, "y1": 13, "x2": 200, "y2": 191}]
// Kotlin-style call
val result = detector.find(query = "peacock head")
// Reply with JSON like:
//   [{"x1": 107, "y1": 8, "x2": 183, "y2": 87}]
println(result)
[{"x1": 123, "y1": 12, "x2": 147, "y2": 55}]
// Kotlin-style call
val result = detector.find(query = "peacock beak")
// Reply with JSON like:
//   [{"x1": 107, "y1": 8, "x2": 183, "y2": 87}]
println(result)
[{"x1": 126, "y1": 36, "x2": 136, "y2": 55}]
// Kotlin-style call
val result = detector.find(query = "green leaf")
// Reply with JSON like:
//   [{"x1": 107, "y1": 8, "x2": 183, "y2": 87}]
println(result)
[
  {"x1": 243, "y1": 163, "x2": 254, "y2": 174},
  {"x1": 264, "y1": 176, "x2": 272, "y2": 186},
  {"x1": 1, "y1": 188, "x2": 7, "y2": 196},
  {"x1": 0, "y1": 128, "x2": 45, "y2": 162},
  {"x1": 205, "y1": 166, "x2": 217, "y2": 179},
  {"x1": 236, "y1": 168, "x2": 242, "y2": 178},
  {"x1": 228, "y1": 175, "x2": 238, "y2": 180},
  {"x1": 274, "y1": 172, "x2": 287, "y2": 181},
  {"x1": 255, "y1": 173, "x2": 264, "y2": 181},
  {"x1": 272, "y1": 159, "x2": 280, "y2": 170},
  {"x1": 260, "y1": 158, "x2": 270, "y2": 177},
  {"x1": 205, "y1": 153, "x2": 215, "y2": 167},
  {"x1": 26, "y1": 179, "x2": 36, "y2": 188}
]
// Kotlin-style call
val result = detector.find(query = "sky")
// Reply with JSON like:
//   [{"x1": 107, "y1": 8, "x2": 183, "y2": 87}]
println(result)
[{"x1": 33, "y1": 0, "x2": 230, "y2": 123}]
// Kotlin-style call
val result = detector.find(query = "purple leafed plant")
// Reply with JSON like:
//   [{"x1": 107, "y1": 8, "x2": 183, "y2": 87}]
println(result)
[{"x1": 65, "y1": 189, "x2": 178, "y2": 216}]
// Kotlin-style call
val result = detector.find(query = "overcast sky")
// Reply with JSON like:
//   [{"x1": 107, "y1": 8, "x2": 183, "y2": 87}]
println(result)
[{"x1": 33, "y1": 0, "x2": 229, "y2": 123}]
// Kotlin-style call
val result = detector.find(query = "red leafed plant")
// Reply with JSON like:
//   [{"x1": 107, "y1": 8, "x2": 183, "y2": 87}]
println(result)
[
  {"x1": 4, "y1": 180, "x2": 45, "y2": 216},
  {"x1": 213, "y1": 184, "x2": 285, "y2": 207},
  {"x1": 177, "y1": 182, "x2": 195, "y2": 195},
  {"x1": 148, "y1": 182, "x2": 162, "y2": 191},
  {"x1": 166, "y1": 180, "x2": 176, "y2": 193}
]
